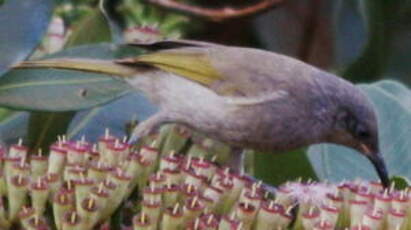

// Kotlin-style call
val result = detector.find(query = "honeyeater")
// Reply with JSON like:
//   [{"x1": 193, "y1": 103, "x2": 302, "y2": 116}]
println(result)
[{"x1": 15, "y1": 40, "x2": 389, "y2": 187}]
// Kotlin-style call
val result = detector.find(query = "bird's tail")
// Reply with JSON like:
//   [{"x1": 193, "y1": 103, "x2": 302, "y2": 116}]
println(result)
[{"x1": 13, "y1": 58, "x2": 137, "y2": 77}]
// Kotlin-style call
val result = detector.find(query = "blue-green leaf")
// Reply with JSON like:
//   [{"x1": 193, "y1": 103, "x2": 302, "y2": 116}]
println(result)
[
  {"x1": 0, "y1": 0, "x2": 53, "y2": 76},
  {"x1": 0, "y1": 44, "x2": 142, "y2": 111},
  {"x1": 67, "y1": 93, "x2": 157, "y2": 142},
  {"x1": 0, "y1": 111, "x2": 28, "y2": 145}
]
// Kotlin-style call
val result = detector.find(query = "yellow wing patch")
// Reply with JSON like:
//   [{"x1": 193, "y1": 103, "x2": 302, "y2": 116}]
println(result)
[{"x1": 135, "y1": 51, "x2": 222, "y2": 86}]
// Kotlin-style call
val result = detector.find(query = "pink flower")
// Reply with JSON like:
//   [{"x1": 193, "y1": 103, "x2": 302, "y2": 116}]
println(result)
[
  {"x1": 281, "y1": 182, "x2": 337, "y2": 206},
  {"x1": 32, "y1": 16, "x2": 67, "y2": 58},
  {"x1": 123, "y1": 25, "x2": 163, "y2": 43}
]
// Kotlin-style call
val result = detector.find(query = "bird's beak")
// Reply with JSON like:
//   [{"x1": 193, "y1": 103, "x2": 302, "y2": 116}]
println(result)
[
  {"x1": 367, "y1": 153, "x2": 390, "y2": 188},
  {"x1": 361, "y1": 144, "x2": 390, "y2": 188}
]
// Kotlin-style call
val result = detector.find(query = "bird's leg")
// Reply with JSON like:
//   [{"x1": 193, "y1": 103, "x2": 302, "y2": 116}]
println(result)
[
  {"x1": 229, "y1": 147, "x2": 277, "y2": 194},
  {"x1": 227, "y1": 146, "x2": 245, "y2": 174},
  {"x1": 128, "y1": 113, "x2": 170, "y2": 143}
]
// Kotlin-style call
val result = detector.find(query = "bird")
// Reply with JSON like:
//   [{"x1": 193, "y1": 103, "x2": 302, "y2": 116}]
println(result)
[{"x1": 15, "y1": 39, "x2": 390, "y2": 187}]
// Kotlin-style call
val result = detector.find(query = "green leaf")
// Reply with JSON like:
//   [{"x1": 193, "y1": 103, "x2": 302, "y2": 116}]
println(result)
[
  {"x1": 383, "y1": 17, "x2": 411, "y2": 82},
  {"x1": 0, "y1": 0, "x2": 53, "y2": 76},
  {"x1": 254, "y1": 148, "x2": 318, "y2": 186},
  {"x1": 0, "y1": 68, "x2": 132, "y2": 111},
  {"x1": 342, "y1": 1, "x2": 385, "y2": 80},
  {"x1": 0, "y1": 111, "x2": 28, "y2": 144},
  {"x1": 65, "y1": 8, "x2": 112, "y2": 47},
  {"x1": 0, "y1": 44, "x2": 141, "y2": 111},
  {"x1": 24, "y1": 15, "x2": 128, "y2": 151},
  {"x1": 307, "y1": 80, "x2": 411, "y2": 182},
  {"x1": 390, "y1": 176, "x2": 409, "y2": 190},
  {"x1": 27, "y1": 112, "x2": 75, "y2": 151},
  {"x1": 99, "y1": 0, "x2": 123, "y2": 43},
  {"x1": 0, "y1": 108, "x2": 16, "y2": 123},
  {"x1": 342, "y1": 0, "x2": 406, "y2": 81}
]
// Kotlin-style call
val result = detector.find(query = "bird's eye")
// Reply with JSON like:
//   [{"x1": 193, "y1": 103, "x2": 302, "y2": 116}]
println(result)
[
  {"x1": 355, "y1": 124, "x2": 370, "y2": 139},
  {"x1": 339, "y1": 110, "x2": 371, "y2": 139}
]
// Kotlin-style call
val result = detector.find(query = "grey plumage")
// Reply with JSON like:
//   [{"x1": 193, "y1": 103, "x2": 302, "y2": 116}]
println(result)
[
  {"x1": 14, "y1": 40, "x2": 389, "y2": 186},
  {"x1": 126, "y1": 44, "x2": 376, "y2": 153}
]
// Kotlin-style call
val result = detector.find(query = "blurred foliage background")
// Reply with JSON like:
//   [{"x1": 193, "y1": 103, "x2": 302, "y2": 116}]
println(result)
[{"x1": 1, "y1": 0, "x2": 411, "y2": 186}]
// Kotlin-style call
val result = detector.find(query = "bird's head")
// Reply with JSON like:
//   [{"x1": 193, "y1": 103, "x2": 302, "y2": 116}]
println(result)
[{"x1": 327, "y1": 83, "x2": 389, "y2": 187}]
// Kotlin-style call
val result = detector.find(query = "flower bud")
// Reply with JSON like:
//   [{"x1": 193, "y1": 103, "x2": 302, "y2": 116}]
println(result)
[
  {"x1": 7, "y1": 174, "x2": 29, "y2": 221},
  {"x1": 62, "y1": 211, "x2": 82, "y2": 230},
  {"x1": 123, "y1": 25, "x2": 163, "y2": 43},
  {"x1": 31, "y1": 153, "x2": 48, "y2": 181},
  {"x1": 53, "y1": 189, "x2": 73, "y2": 230},
  {"x1": 48, "y1": 142, "x2": 67, "y2": 175},
  {"x1": 133, "y1": 212, "x2": 153, "y2": 230},
  {"x1": 161, "y1": 204, "x2": 184, "y2": 230},
  {"x1": 30, "y1": 178, "x2": 49, "y2": 216}
]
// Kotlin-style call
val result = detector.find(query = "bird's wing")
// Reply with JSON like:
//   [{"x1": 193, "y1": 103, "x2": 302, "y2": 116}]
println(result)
[
  {"x1": 14, "y1": 40, "x2": 316, "y2": 105},
  {"x1": 118, "y1": 48, "x2": 223, "y2": 86},
  {"x1": 127, "y1": 39, "x2": 223, "y2": 50},
  {"x1": 118, "y1": 42, "x2": 314, "y2": 104}
]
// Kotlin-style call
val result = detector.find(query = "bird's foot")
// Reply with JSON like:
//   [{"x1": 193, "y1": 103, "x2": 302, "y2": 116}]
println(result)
[
  {"x1": 128, "y1": 113, "x2": 169, "y2": 144},
  {"x1": 227, "y1": 147, "x2": 245, "y2": 174},
  {"x1": 128, "y1": 125, "x2": 150, "y2": 144}
]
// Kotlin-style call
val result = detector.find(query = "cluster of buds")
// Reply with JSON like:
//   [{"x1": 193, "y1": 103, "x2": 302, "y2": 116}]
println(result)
[
  {"x1": 0, "y1": 124, "x2": 406, "y2": 230},
  {"x1": 0, "y1": 130, "x2": 146, "y2": 229},
  {"x1": 130, "y1": 150, "x2": 281, "y2": 230},
  {"x1": 0, "y1": 127, "x2": 274, "y2": 230},
  {"x1": 276, "y1": 180, "x2": 411, "y2": 230},
  {"x1": 118, "y1": 0, "x2": 187, "y2": 43}
]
